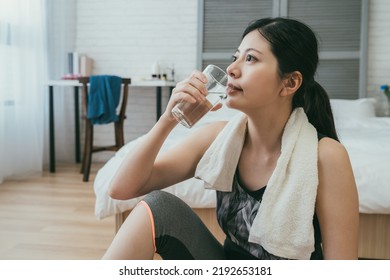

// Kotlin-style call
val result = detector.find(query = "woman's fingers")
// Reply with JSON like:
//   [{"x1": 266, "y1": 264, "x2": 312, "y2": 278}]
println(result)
[
  {"x1": 190, "y1": 69, "x2": 208, "y2": 85},
  {"x1": 174, "y1": 71, "x2": 208, "y2": 101},
  {"x1": 162, "y1": 70, "x2": 210, "y2": 121},
  {"x1": 170, "y1": 90, "x2": 197, "y2": 104}
]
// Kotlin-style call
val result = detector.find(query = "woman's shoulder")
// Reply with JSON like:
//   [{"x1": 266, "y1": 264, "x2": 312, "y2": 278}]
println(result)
[
  {"x1": 318, "y1": 137, "x2": 349, "y2": 163},
  {"x1": 317, "y1": 137, "x2": 353, "y2": 184}
]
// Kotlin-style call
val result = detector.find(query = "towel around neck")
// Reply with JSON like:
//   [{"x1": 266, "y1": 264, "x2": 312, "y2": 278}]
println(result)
[{"x1": 195, "y1": 108, "x2": 319, "y2": 259}]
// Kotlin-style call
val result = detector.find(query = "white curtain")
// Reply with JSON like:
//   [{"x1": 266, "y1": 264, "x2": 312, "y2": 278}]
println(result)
[
  {"x1": 45, "y1": 0, "x2": 77, "y2": 164},
  {"x1": 0, "y1": 0, "x2": 47, "y2": 183}
]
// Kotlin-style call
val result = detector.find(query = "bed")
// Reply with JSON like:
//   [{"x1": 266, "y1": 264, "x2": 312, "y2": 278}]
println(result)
[{"x1": 94, "y1": 98, "x2": 390, "y2": 259}]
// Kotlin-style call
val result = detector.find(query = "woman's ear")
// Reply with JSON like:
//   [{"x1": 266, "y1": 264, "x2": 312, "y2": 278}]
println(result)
[{"x1": 281, "y1": 71, "x2": 302, "y2": 97}]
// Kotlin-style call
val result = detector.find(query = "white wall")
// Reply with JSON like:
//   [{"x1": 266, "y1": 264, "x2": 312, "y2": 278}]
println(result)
[
  {"x1": 68, "y1": 0, "x2": 390, "y2": 163},
  {"x1": 76, "y1": 0, "x2": 198, "y2": 79},
  {"x1": 74, "y1": 0, "x2": 198, "y2": 162}
]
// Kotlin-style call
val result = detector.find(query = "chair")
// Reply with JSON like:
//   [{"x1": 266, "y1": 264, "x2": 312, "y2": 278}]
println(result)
[{"x1": 78, "y1": 76, "x2": 131, "y2": 182}]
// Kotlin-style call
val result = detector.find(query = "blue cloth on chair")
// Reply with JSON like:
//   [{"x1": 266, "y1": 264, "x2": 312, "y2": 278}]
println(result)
[{"x1": 87, "y1": 75, "x2": 122, "y2": 125}]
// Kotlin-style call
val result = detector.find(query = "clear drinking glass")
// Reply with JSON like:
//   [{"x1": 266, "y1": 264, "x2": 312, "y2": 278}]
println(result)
[{"x1": 171, "y1": 64, "x2": 228, "y2": 128}]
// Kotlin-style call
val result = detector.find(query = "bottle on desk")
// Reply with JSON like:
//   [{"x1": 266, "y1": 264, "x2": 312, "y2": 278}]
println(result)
[{"x1": 151, "y1": 61, "x2": 160, "y2": 79}]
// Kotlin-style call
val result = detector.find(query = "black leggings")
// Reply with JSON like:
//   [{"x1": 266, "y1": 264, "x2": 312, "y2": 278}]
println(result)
[{"x1": 142, "y1": 190, "x2": 226, "y2": 260}]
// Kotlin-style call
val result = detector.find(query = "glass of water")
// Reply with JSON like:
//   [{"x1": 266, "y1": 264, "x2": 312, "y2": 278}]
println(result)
[{"x1": 171, "y1": 64, "x2": 228, "y2": 128}]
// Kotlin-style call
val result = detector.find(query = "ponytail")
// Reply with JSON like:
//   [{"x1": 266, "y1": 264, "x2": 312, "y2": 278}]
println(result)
[{"x1": 293, "y1": 81, "x2": 339, "y2": 141}]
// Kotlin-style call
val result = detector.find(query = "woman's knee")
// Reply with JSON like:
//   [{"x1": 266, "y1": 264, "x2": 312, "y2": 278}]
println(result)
[
  {"x1": 141, "y1": 191, "x2": 225, "y2": 259},
  {"x1": 143, "y1": 190, "x2": 187, "y2": 215},
  {"x1": 143, "y1": 190, "x2": 180, "y2": 206},
  {"x1": 142, "y1": 191, "x2": 195, "y2": 233}
]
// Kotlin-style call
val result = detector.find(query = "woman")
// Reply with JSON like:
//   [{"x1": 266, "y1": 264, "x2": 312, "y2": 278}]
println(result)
[{"x1": 103, "y1": 17, "x2": 359, "y2": 260}]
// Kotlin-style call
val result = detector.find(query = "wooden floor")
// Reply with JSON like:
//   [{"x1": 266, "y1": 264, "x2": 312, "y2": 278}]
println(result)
[
  {"x1": 0, "y1": 163, "x2": 115, "y2": 260},
  {"x1": 3, "y1": 163, "x2": 389, "y2": 260}
]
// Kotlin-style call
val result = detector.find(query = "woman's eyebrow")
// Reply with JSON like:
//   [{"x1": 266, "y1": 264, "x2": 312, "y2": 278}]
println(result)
[
  {"x1": 246, "y1": 48, "x2": 263, "y2": 55},
  {"x1": 235, "y1": 48, "x2": 263, "y2": 55}
]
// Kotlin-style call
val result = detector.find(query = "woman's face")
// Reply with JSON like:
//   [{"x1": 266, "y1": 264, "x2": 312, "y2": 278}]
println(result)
[{"x1": 226, "y1": 30, "x2": 285, "y2": 113}]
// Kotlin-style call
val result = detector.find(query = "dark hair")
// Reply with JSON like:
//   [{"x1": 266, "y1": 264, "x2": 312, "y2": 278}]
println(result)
[{"x1": 243, "y1": 17, "x2": 338, "y2": 141}]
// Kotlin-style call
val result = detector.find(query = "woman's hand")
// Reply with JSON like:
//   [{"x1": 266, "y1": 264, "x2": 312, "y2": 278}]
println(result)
[{"x1": 161, "y1": 70, "x2": 209, "y2": 122}]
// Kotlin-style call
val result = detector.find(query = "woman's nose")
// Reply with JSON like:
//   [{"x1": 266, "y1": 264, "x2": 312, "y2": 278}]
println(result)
[{"x1": 227, "y1": 61, "x2": 240, "y2": 79}]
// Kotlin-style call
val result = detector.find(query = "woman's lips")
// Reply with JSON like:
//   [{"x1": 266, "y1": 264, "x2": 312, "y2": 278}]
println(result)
[{"x1": 227, "y1": 83, "x2": 242, "y2": 95}]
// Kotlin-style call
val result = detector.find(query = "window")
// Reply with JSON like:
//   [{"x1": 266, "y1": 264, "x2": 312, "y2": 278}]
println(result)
[{"x1": 199, "y1": 0, "x2": 368, "y2": 98}]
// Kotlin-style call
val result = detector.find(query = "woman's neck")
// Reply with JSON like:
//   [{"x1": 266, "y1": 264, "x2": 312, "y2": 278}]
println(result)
[{"x1": 244, "y1": 106, "x2": 292, "y2": 154}]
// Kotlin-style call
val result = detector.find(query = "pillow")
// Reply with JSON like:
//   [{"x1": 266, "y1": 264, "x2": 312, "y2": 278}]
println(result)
[{"x1": 330, "y1": 98, "x2": 377, "y2": 119}]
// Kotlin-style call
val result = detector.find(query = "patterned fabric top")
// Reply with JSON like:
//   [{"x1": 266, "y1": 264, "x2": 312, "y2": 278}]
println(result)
[{"x1": 216, "y1": 172, "x2": 323, "y2": 260}]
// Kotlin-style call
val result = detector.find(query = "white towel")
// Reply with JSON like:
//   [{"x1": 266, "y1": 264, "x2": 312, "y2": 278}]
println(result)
[{"x1": 195, "y1": 108, "x2": 318, "y2": 259}]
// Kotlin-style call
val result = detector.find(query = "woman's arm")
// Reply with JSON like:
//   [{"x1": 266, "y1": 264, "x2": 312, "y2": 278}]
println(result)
[
  {"x1": 109, "y1": 118, "x2": 226, "y2": 200},
  {"x1": 108, "y1": 70, "x2": 226, "y2": 200},
  {"x1": 108, "y1": 114, "x2": 177, "y2": 200},
  {"x1": 316, "y1": 137, "x2": 359, "y2": 259}
]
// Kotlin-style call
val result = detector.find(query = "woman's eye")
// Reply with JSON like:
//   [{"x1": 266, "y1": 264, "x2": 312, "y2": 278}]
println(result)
[
  {"x1": 246, "y1": 54, "x2": 256, "y2": 62},
  {"x1": 231, "y1": 55, "x2": 237, "y2": 62}
]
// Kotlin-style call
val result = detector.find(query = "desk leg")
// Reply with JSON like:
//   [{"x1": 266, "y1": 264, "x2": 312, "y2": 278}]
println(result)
[
  {"x1": 155, "y1": 86, "x2": 174, "y2": 121},
  {"x1": 169, "y1": 86, "x2": 174, "y2": 98},
  {"x1": 156, "y1": 86, "x2": 162, "y2": 121},
  {"x1": 49, "y1": 86, "x2": 55, "y2": 173},
  {"x1": 74, "y1": 87, "x2": 81, "y2": 163}
]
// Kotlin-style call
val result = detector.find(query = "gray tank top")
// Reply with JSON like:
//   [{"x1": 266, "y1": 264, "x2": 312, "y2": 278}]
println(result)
[{"x1": 216, "y1": 172, "x2": 323, "y2": 259}]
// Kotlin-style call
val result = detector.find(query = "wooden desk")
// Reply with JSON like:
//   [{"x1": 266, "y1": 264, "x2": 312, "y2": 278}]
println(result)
[{"x1": 47, "y1": 79, "x2": 175, "y2": 173}]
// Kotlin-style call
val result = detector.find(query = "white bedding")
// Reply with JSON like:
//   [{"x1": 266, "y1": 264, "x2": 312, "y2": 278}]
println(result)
[
  {"x1": 94, "y1": 100, "x2": 390, "y2": 219},
  {"x1": 336, "y1": 117, "x2": 390, "y2": 214}
]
